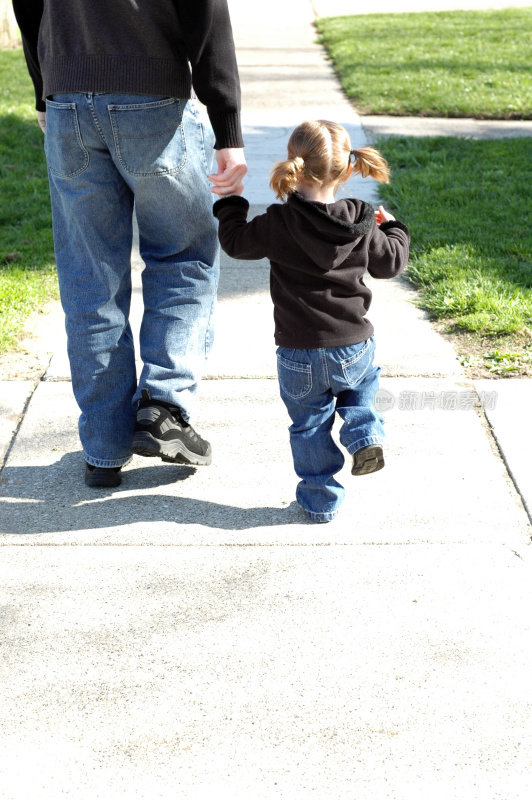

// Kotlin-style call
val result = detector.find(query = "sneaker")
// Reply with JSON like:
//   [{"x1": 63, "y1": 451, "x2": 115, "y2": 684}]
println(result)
[
  {"x1": 351, "y1": 444, "x2": 384, "y2": 476},
  {"x1": 131, "y1": 389, "x2": 212, "y2": 466},
  {"x1": 85, "y1": 463, "x2": 122, "y2": 488}
]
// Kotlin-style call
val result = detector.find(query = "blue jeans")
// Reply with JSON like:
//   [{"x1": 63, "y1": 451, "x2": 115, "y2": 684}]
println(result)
[
  {"x1": 277, "y1": 339, "x2": 384, "y2": 522},
  {"x1": 44, "y1": 93, "x2": 219, "y2": 467}
]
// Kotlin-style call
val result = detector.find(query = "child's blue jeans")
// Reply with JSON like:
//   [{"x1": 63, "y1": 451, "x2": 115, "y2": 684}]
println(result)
[{"x1": 276, "y1": 339, "x2": 384, "y2": 522}]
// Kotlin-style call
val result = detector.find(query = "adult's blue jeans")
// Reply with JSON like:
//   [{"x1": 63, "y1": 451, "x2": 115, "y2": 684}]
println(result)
[
  {"x1": 277, "y1": 339, "x2": 384, "y2": 522},
  {"x1": 44, "y1": 94, "x2": 219, "y2": 467}
]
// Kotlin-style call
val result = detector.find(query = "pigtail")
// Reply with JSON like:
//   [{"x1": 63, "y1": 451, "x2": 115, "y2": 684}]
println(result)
[
  {"x1": 270, "y1": 156, "x2": 306, "y2": 200},
  {"x1": 351, "y1": 147, "x2": 390, "y2": 184}
]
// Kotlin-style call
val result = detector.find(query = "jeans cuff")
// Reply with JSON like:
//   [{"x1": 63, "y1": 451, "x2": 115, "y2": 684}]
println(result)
[
  {"x1": 303, "y1": 509, "x2": 338, "y2": 523},
  {"x1": 84, "y1": 454, "x2": 132, "y2": 469},
  {"x1": 347, "y1": 436, "x2": 383, "y2": 456}
]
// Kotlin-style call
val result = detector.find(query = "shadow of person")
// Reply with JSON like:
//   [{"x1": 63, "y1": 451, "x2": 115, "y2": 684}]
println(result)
[{"x1": 0, "y1": 452, "x2": 303, "y2": 534}]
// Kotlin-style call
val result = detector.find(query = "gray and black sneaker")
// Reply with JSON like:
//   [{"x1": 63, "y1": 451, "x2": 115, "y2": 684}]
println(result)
[
  {"x1": 351, "y1": 445, "x2": 384, "y2": 476},
  {"x1": 131, "y1": 389, "x2": 212, "y2": 466}
]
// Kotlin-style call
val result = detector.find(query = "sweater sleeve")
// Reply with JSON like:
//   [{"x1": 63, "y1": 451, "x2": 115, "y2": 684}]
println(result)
[
  {"x1": 213, "y1": 196, "x2": 272, "y2": 260},
  {"x1": 367, "y1": 220, "x2": 410, "y2": 279},
  {"x1": 12, "y1": 0, "x2": 45, "y2": 111},
  {"x1": 175, "y1": 0, "x2": 243, "y2": 149}
]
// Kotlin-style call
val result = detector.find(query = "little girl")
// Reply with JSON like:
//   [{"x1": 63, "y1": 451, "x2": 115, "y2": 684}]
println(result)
[{"x1": 213, "y1": 119, "x2": 410, "y2": 522}]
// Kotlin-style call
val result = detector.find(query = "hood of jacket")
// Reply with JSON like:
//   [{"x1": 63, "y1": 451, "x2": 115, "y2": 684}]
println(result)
[{"x1": 284, "y1": 192, "x2": 376, "y2": 270}]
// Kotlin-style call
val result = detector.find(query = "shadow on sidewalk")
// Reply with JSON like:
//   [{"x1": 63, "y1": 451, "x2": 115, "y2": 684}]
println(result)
[{"x1": 0, "y1": 452, "x2": 302, "y2": 535}]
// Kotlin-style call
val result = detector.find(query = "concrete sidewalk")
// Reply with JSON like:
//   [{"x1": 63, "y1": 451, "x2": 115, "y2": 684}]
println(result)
[{"x1": 1, "y1": 1, "x2": 532, "y2": 798}]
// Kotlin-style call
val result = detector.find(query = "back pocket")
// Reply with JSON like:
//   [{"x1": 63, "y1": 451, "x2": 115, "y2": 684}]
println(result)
[
  {"x1": 277, "y1": 353, "x2": 312, "y2": 400},
  {"x1": 108, "y1": 98, "x2": 187, "y2": 176},
  {"x1": 340, "y1": 339, "x2": 373, "y2": 385},
  {"x1": 45, "y1": 100, "x2": 89, "y2": 178}
]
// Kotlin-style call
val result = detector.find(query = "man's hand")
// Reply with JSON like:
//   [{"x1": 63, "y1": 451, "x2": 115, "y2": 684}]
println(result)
[
  {"x1": 209, "y1": 147, "x2": 247, "y2": 196},
  {"x1": 37, "y1": 111, "x2": 46, "y2": 134}
]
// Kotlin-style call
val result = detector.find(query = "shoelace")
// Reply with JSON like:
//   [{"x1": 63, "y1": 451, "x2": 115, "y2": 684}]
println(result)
[
  {"x1": 141, "y1": 397, "x2": 202, "y2": 443},
  {"x1": 167, "y1": 405, "x2": 203, "y2": 441},
  {"x1": 167, "y1": 405, "x2": 187, "y2": 426}
]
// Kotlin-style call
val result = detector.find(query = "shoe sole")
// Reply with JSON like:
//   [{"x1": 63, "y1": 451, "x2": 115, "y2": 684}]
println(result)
[
  {"x1": 131, "y1": 431, "x2": 212, "y2": 466},
  {"x1": 351, "y1": 445, "x2": 384, "y2": 476},
  {"x1": 85, "y1": 469, "x2": 122, "y2": 488}
]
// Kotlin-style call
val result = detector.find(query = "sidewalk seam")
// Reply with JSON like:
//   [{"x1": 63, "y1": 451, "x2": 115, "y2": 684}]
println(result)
[
  {"x1": 0, "y1": 379, "x2": 40, "y2": 475},
  {"x1": 0, "y1": 541, "x2": 527, "y2": 548},
  {"x1": 473, "y1": 386, "x2": 532, "y2": 528}
]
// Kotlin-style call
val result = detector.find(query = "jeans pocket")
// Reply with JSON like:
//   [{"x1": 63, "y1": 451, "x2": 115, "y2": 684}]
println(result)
[
  {"x1": 190, "y1": 100, "x2": 216, "y2": 175},
  {"x1": 277, "y1": 353, "x2": 312, "y2": 400},
  {"x1": 45, "y1": 100, "x2": 89, "y2": 178},
  {"x1": 108, "y1": 97, "x2": 187, "y2": 176},
  {"x1": 340, "y1": 339, "x2": 373, "y2": 385}
]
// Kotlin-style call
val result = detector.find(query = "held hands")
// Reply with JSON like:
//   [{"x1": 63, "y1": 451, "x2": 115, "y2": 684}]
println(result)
[
  {"x1": 375, "y1": 205, "x2": 395, "y2": 225},
  {"x1": 209, "y1": 148, "x2": 247, "y2": 196}
]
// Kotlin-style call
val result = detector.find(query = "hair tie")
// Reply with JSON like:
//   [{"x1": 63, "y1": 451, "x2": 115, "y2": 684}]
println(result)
[{"x1": 349, "y1": 149, "x2": 357, "y2": 165}]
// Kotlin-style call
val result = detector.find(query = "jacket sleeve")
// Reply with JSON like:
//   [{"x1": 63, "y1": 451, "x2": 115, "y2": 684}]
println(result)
[
  {"x1": 175, "y1": 0, "x2": 243, "y2": 149},
  {"x1": 367, "y1": 220, "x2": 410, "y2": 279},
  {"x1": 12, "y1": 0, "x2": 45, "y2": 111},
  {"x1": 213, "y1": 196, "x2": 271, "y2": 260}
]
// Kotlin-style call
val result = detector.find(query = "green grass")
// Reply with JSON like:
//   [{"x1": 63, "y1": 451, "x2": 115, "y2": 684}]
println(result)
[
  {"x1": 459, "y1": 348, "x2": 532, "y2": 375},
  {"x1": 376, "y1": 136, "x2": 532, "y2": 372},
  {"x1": 0, "y1": 49, "x2": 57, "y2": 354},
  {"x1": 316, "y1": 9, "x2": 532, "y2": 118}
]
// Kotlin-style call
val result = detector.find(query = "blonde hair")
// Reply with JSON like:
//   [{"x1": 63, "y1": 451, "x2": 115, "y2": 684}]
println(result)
[{"x1": 270, "y1": 119, "x2": 390, "y2": 200}]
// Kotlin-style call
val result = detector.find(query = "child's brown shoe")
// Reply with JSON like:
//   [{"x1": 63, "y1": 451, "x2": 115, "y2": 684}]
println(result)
[{"x1": 351, "y1": 445, "x2": 384, "y2": 476}]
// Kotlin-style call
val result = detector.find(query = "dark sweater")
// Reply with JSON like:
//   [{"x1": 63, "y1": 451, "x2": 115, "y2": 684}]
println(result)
[
  {"x1": 213, "y1": 193, "x2": 410, "y2": 348},
  {"x1": 12, "y1": 0, "x2": 243, "y2": 149}
]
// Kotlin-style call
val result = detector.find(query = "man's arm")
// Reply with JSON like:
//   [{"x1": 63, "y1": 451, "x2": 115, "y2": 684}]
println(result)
[
  {"x1": 175, "y1": 0, "x2": 243, "y2": 150},
  {"x1": 12, "y1": 0, "x2": 45, "y2": 112}
]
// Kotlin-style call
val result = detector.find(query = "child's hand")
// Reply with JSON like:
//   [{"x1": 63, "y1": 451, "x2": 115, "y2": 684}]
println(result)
[{"x1": 375, "y1": 205, "x2": 395, "y2": 225}]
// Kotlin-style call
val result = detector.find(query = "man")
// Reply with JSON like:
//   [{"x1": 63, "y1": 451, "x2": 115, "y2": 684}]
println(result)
[{"x1": 13, "y1": 0, "x2": 247, "y2": 487}]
